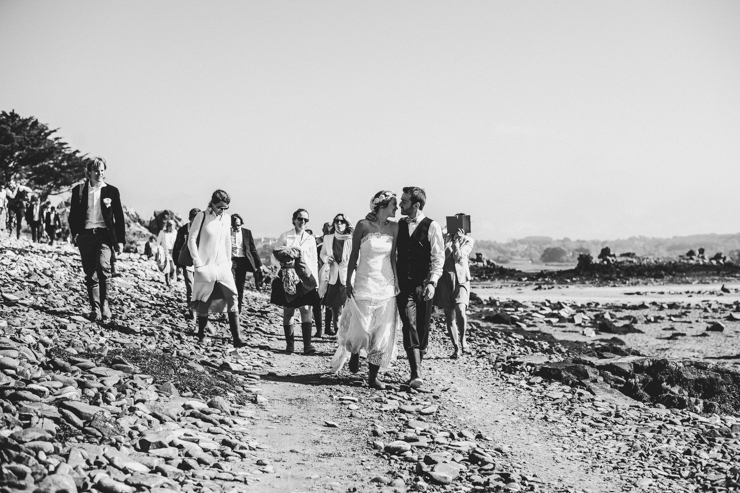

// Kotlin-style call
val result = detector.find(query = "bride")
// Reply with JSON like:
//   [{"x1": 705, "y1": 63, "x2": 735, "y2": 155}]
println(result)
[{"x1": 330, "y1": 190, "x2": 400, "y2": 390}]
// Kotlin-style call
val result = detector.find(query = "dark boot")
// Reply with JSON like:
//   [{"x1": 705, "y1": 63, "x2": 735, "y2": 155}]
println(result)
[
  {"x1": 87, "y1": 285, "x2": 101, "y2": 321},
  {"x1": 406, "y1": 349, "x2": 424, "y2": 389},
  {"x1": 197, "y1": 316, "x2": 208, "y2": 343},
  {"x1": 301, "y1": 322, "x2": 317, "y2": 355},
  {"x1": 324, "y1": 306, "x2": 333, "y2": 335},
  {"x1": 368, "y1": 364, "x2": 386, "y2": 390},
  {"x1": 313, "y1": 303, "x2": 323, "y2": 338},
  {"x1": 349, "y1": 353, "x2": 360, "y2": 373},
  {"x1": 325, "y1": 308, "x2": 337, "y2": 336},
  {"x1": 228, "y1": 312, "x2": 246, "y2": 348},
  {"x1": 283, "y1": 324, "x2": 295, "y2": 354}
]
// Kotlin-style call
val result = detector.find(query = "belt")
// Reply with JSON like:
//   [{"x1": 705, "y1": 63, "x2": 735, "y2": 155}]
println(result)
[{"x1": 84, "y1": 227, "x2": 107, "y2": 234}]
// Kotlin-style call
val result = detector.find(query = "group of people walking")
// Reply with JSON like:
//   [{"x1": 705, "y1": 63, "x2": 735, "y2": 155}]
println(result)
[
  {"x1": 0, "y1": 180, "x2": 63, "y2": 243},
  {"x1": 269, "y1": 188, "x2": 475, "y2": 390},
  {"x1": 28, "y1": 157, "x2": 476, "y2": 391}
]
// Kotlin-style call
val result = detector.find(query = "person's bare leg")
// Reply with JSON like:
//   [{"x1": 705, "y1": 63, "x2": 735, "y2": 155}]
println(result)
[
  {"x1": 455, "y1": 303, "x2": 467, "y2": 353},
  {"x1": 444, "y1": 307, "x2": 460, "y2": 359}
]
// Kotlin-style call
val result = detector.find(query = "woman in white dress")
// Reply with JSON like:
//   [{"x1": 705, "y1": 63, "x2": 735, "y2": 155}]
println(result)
[
  {"x1": 188, "y1": 190, "x2": 245, "y2": 347},
  {"x1": 156, "y1": 220, "x2": 177, "y2": 286},
  {"x1": 331, "y1": 191, "x2": 401, "y2": 390}
]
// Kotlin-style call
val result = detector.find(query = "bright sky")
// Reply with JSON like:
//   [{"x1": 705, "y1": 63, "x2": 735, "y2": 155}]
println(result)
[{"x1": 1, "y1": 1, "x2": 739, "y2": 241}]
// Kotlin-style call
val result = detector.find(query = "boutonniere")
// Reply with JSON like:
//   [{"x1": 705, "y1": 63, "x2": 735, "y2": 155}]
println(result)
[{"x1": 103, "y1": 198, "x2": 112, "y2": 208}]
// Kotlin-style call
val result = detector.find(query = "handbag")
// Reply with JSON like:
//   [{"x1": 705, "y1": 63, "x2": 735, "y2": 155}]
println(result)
[{"x1": 177, "y1": 212, "x2": 205, "y2": 267}]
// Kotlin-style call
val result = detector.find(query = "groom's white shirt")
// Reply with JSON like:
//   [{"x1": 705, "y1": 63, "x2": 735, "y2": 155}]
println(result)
[{"x1": 407, "y1": 212, "x2": 445, "y2": 284}]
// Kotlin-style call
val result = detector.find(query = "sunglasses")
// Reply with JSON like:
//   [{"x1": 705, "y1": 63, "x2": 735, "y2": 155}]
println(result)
[
  {"x1": 335, "y1": 219, "x2": 346, "y2": 224},
  {"x1": 296, "y1": 217, "x2": 309, "y2": 223}
]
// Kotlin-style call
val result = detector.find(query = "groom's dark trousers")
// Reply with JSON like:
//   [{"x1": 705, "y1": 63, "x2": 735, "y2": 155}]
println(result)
[
  {"x1": 396, "y1": 217, "x2": 434, "y2": 351},
  {"x1": 398, "y1": 286, "x2": 433, "y2": 350}
]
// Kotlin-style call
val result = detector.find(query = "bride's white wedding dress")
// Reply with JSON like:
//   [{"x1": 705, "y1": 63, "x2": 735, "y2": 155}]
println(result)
[{"x1": 331, "y1": 232, "x2": 400, "y2": 372}]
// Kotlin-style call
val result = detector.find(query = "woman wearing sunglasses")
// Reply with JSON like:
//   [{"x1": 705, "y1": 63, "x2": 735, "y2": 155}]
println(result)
[
  {"x1": 319, "y1": 213, "x2": 354, "y2": 336},
  {"x1": 271, "y1": 208, "x2": 320, "y2": 354},
  {"x1": 188, "y1": 189, "x2": 245, "y2": 347}
]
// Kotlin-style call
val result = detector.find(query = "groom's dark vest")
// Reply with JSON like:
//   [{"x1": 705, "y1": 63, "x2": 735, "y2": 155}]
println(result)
[{"x1": 397, "y1": 217, "x2": 433, "y2": 292}]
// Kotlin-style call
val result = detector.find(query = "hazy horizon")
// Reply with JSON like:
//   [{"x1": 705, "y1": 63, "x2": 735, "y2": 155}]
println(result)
[{"x1": 2, "y1": 1, "x2": 739, "y2": 241}]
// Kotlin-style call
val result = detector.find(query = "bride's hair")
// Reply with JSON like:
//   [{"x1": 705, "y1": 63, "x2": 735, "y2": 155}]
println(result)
[{"x1": 366, "y1": 190, "x2": 396, "y2": 221}]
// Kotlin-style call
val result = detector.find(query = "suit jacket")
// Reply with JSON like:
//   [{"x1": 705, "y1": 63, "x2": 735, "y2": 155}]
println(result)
[
  {"x1": 172, "y1": 224, "x2": 189, "y2": 266},
  {"x1": 443, "y1": 234, "x2": 474, "y2": 283},
  {"x1": 69, "y1": 182, "x2": 126, "y2": 245},
  {"x1": 234, "y1": 227, "x2": 262, "y2": 272},
  {"x1": 25, "y1": 203, "x2": 42, "y2": 224},
  {"x1": 44, "y1": 211, "x2": 62, "y2": 229}
]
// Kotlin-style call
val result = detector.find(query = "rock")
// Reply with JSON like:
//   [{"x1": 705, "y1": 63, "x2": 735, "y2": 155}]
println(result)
[
  {"x1": 707, "y1": 322, "x2": 725, "y2": 332},
  {"x1": 207, "y1": 396, "x2": 231, "y2": 414},
  {"x1": 10, "y1": 427, "x2": 51, "y2": 443},
  {"x1": 59, "y1": 401, "x2": 109, "y2": 421},
  {"x1": 0, "y1": 356, "x2": 20, "y2": 370},
  {"x1": 36, "y1": 473, "x2": 78, "y2": 493},
  {"x1": 96, "y1": 475, "x2": 136, "y2": 493},
  {"x1": 384, "y1": 441, "x2": 412, "y2": 454},
  {"x1": 428, "y1": 462, "x2": 462, "y2": 485}
]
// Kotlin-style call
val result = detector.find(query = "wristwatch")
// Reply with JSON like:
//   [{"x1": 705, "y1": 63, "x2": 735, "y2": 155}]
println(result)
[{"x1": 427, "y1": 280, "x2": 437, "y2": 288}]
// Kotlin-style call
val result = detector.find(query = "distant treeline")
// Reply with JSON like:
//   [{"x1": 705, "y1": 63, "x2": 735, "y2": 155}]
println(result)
[{"x1": 473, "y1": 234, "x2": 740, "y2": 264}]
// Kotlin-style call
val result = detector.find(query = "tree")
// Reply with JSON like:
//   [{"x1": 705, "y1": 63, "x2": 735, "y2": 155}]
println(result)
[
  {"x1": 540, "y1": 246, "x2": 570, "y2": 263},
  {"x1": 0, "y1": 110, "x2": 89, "y2": 197}
]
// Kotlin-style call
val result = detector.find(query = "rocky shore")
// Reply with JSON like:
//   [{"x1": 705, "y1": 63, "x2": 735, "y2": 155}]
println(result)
[{"x1": 1, "y1": 238, "x2": 739, "y2": 492}]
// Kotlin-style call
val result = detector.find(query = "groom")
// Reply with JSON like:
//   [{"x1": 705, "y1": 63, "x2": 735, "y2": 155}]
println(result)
[
  {"x1": 69, "y1": 157, "x2": 126, "y2": 322},
  {"x1": 397, "y1": 186, "x2": 445, "y2": 388}
]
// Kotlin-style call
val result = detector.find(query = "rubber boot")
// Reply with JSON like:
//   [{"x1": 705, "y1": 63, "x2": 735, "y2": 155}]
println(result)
[
  {"x1": 301, "y1": 322, "x2": 317, "y2": 355},
  {"x1": 368, "y1": 364, "x2": 386, "y2": 390},
  {"x1": 407, "y1": 349, "x2": 424, "y2": 389},
  {"x1": 349, "y1": 353, "x2": 360, "y2": 373},
  {"x1": 283, "y1": 324, "x2": 295, "y2": 354},
  {"x1": 228, "y1": 312, "x2": 246, "y2": 348},
  {"x1": 313, "y1": 303, "x2": 323, "y2": 338},
  {"x1": 197, "y1": 316, "x2": 208, "y2": 343},
  {"x1": 87, "y1": 285, "x2": 101, "y2": 321},
  {"x1": 324, "y1": 306, "x2": 333, "y2": 336}
]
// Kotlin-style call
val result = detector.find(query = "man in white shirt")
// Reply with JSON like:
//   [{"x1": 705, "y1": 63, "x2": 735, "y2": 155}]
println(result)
[
  {"x1": 396, "y1": 186, "x2": 445, "y2": 389},
  {"x1": 69, "y1": 158, "x2": 126, "y2": 322}
]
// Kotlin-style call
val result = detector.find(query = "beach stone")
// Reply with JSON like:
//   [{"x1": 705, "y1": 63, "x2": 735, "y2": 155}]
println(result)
[
  {"x1": 60, "y1": 401, "x2": 108, "y2": 421},
  {"x1": 96, "y1": 476, "x2": 136, "y2": 493},
  {"x1": 429, "y1": 462, "x2": 463, "y2": 484},
  {"x1": 207, "y1": 396, "x2": 231, "y2": 414},
  {"x1": 10, "y1": 427, "x2": 51, "y2": 443},
  {"x1": 124, "y1": 473, "x2": 173, "y2": 489},
  {"x1": 385, "y1": 441, "x2": 412, "y2": 454},
  {"x1": 0, "y1": 356, "x2": 20, "y2": 370},
  {"x1": 707, "y1": 322, "x2": 725, "y2": 332},
  {"x1": 36, "y1": 473, "x2": 78, "y2": 493}
]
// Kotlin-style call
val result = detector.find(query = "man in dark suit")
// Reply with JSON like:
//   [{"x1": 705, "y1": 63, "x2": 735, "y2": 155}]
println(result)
[
  {"x1": 69, "y1": 157, "x2": 126, "y2": 322},
  {"x1": 25, "y1": 195, "x2": 44, "y2": 242},
  {"x1": 396, "y1": 186, "x2": 445, "y2": 389},
  {"x1": 230, "y1": 213, "x2": 262, "y2": 314},
  {"x1": 172, "y1": 207, "x2": 201, "y2": 321},
  {"x1": 44, "y1": 205, "x2": 62, "y2": 245}
]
